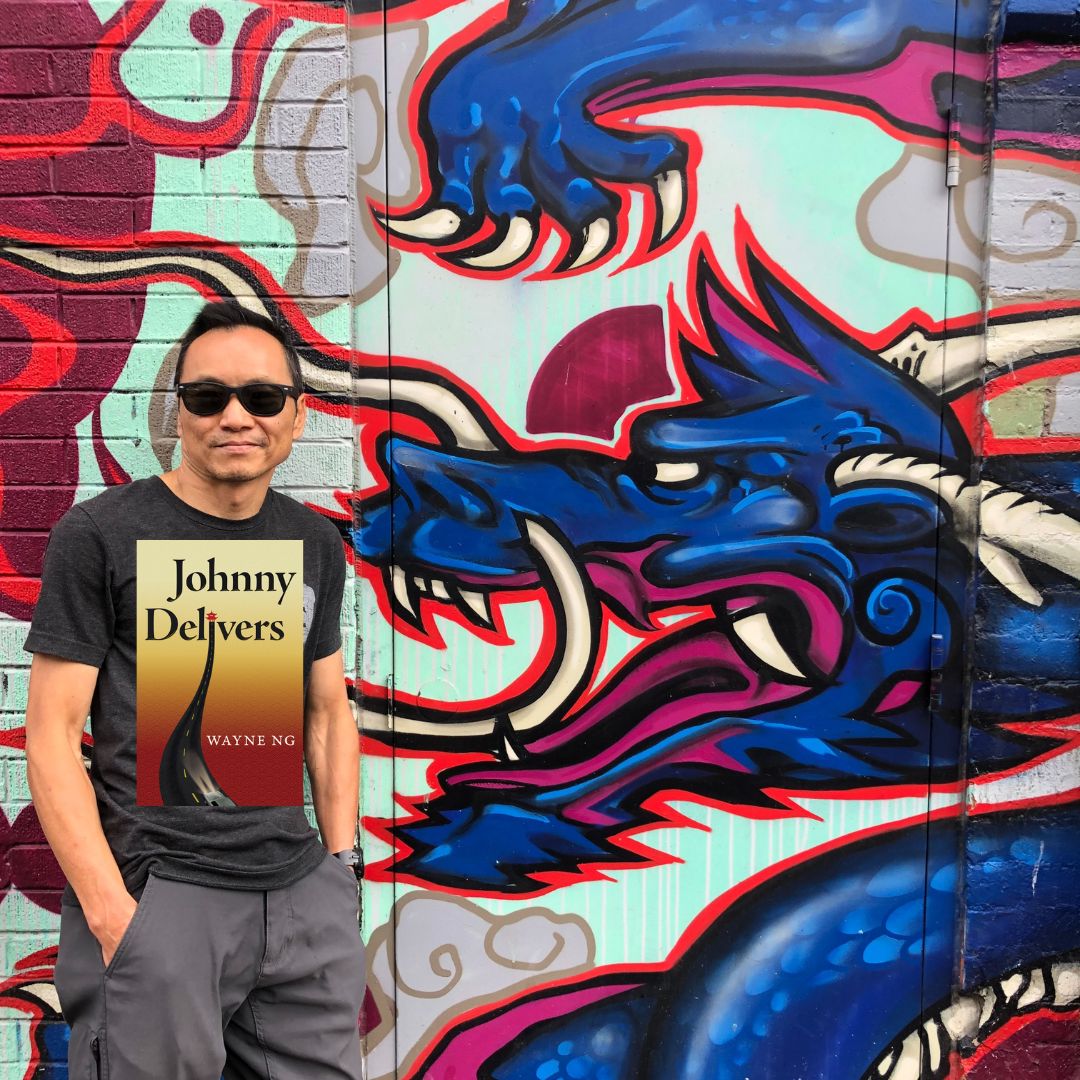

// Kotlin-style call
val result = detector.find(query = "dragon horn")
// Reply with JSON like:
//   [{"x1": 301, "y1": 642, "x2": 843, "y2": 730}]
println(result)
[
  {"x1": 353, "y1": 376, "x2": 499, "y2": 452},
  {"x1": 832, "y1": 452, "x2": 1080, "y2": 606}
]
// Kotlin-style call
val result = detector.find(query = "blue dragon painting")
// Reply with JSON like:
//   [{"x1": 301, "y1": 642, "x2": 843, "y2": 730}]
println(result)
[
  {"x1": 358, "y1": 250, "x2": 1080, "y2": 888},
  {"x1": 355, "y1": 250, "x2": 1080, "y2": 1076},
  {"x1": 377, "y1": 0, "x2": 1077, "y2": 272},
  {"x1": 399, "y1": 804, "x2": 1080, "y2": 1078}
]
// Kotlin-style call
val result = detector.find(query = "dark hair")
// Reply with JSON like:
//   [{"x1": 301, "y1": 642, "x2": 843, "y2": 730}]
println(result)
[{"x1": 174, "y1": 303, "x2": 304, "y2": 392}]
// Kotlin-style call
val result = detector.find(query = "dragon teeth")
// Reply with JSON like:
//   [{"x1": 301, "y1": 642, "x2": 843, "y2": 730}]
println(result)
[
  {"x1": 730, "y1": 610, "x2": 808, "y2": 680},
  {"x1": 1017, "y1": 967, "x2": 1046, "y2": 1009},
  {"x1": 456, "y1": 587, "x2": 494, "y2": 628},
  {"x1": 501, "y1": 733, "x2": 520, "y2": 761},
  {"x1": 938, "y1": 994, "x2": 980, "y2": 1043},
  {"x1": 1052, "y1": 961, "x2": 1080, "y2": 1006},
  {"x1": 886, "y1": 1028, "x2": 923, "y2": 1079},
  {"x1": 869, "y1": 960, "x2": 1080, "y2": 1080},
  {"x1": 385, "y1": 567, "x2": 494, "y2": 629},
  {"x1": 390, "y1": 566, "x2": 416, "y2": 621}
]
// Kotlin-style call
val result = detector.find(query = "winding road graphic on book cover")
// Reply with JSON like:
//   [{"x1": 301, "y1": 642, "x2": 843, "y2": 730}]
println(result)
[{"x1": 136, "y1": 541, "x2": 304, "y2": 807}]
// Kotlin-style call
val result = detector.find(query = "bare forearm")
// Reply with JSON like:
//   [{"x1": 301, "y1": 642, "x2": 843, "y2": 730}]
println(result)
[
  {"x1": 306, "y1": 706, "x2": 360, "y2": 853},
  {"x1": 26, "y1": 729, "x2": 130, "y2": 932}
]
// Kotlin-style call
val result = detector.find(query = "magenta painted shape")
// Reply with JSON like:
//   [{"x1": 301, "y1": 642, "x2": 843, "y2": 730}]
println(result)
[
  {"x1": 419, "y1": 983, "x2": 641, "y2": 1077},
  {"x1": 527, "y1": 306, "x2": 672, "y2": 440}
]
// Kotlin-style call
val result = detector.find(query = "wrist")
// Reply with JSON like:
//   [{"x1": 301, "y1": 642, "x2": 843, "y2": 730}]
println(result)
[
  {"x1": 330, "y1": 846, "x2": 364, "y2": 878},
  {"x1": 83, "y1": 881, "x2": 136, "y2": 935}
]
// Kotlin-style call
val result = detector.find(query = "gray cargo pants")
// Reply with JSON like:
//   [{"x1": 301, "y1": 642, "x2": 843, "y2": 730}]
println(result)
[{"x1": 53, "y1": 849, "x2": 366, "y2": 1079}]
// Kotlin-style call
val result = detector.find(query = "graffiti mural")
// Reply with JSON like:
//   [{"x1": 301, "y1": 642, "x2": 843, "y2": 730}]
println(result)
[{"x1": 1, "y1": 0, "x2": 1079, "y2": 1078}]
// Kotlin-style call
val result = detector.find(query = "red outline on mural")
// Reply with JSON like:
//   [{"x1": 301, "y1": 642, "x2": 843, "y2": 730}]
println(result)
[
  {"x1": 0, "y1": 0, "x2": 292, "y2": 162},
  {"x1": 399, "y1": 805, "x2": 963, "y2": 1080},
  {"x1": 250, "y1": 0, "x2": 465, "y2": 25},
  {"x1": 0, "y1": 952, "x2": 61, "y2": 1079}
]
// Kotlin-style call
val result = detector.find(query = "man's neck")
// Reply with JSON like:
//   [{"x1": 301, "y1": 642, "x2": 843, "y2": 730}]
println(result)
[{"x1": 159, "y1": 467, "x2": 272, "y2": 520}]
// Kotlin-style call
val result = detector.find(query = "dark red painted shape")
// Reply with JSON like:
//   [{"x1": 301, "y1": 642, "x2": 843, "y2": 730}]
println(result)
[
  {"x1": 8, "y1": 805, "x2": 65, "y2": 914},
  {"x1": 527, "y1": 305, "x2": 672, "y2": 440},
  {"x1": 190, "y1": 6, "x2": 226, "y2": 46},
  {"x1": 968, "y1": 1013, "x2": 1080, "y2": 1079}
]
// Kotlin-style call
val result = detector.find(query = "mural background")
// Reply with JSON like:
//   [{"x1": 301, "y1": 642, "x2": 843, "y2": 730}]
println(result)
[{"x1": 0, "y1": 0, "x2": 1075, "y2": 1076}]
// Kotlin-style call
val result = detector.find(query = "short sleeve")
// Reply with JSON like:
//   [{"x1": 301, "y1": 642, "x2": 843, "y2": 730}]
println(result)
[
  {"x1": 24, "y1": 507, "x2": 114, "y2": 667},
  {"x1": 311, "y1": 528, "x2": 345, "y2": 661}
]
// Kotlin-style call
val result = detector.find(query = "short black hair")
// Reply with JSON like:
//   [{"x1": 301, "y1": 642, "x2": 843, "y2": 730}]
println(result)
[{"x1": 174, "y1": 303, "x2": 304, "y2": 391}]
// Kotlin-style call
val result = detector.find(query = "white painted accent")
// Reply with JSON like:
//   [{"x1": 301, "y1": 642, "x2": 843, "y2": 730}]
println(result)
[
  {"x1": 0, "y1": 244, "x2": 508, "y2": 457},
  {"x1": 889, "y1": 1031, "x2": 924, "y2": 1079},
  {"x1": 504, "y1": 519, "x2": 597, "y2": 733},
  {"x1": 458, "y1": 589, "x2": 493, "y2": 627},
  {"x1": 923, "y1": 1019, "x2": 942, "y2": 1074},
  {"x1": 391, "y1": 566, "x2": 417, "y2": 621},
  {"x1": 380, "y1": 207, "x2": 462, "y2": 241},
  {"x1": 1051, "y1": 962, "x2": 1080, "y2": 1005},
  {"x1": 431, "y1": 579, "x2": 450, "y2": 600},
  {"x1": 654, "y1": 461, "x2": 701, "y2": 484},
  {"x1": 354, "y1": 377, "x2": 497, "y2": 452},
  {"x1": 879, "y1": 313, "x2": 1080, "y2": 396},
  {"x1": 833, "y1": 453, "x2": 1080, "y2": 606},
  {"x1": 939, "y1": 994, "x2": 982, "y2": 1042},
  {"x1": 0, "y1": 245, "x2": 356, "y2": 396},
  {"x1": 460, "y1": 216, "x2": 536, "y2": 270},
  {"x1": 975, "y1": 732, "x2": 1080, "y2": 806},
  {"x1": 1017, "y1": 967, "x2": 1047, "y2": 1009},
  {"x1": 502, "y1": 734, "x2": 520, "y2": 762},
  {"x1": 655, "y1": 170, "x2": 684, "y2": 242},
  {"x1": 363, "y1": 518, "x2": 597, "y2": 741},
  {"x1": 567, "y1": 218, "x2": 612, "y2": 270},
  {"x1": 24, "y1": 981, "x2": 60, "y2": 1013},
  {"x1": 977, "y1": 540, "x2": 1042, "y2": 607},
  {"x1": 731, "y1": 611, "x2": 807, "y2": 680},
  {"x1": 999, "y1": 973, "x2": 1025, "y2": 1003}
]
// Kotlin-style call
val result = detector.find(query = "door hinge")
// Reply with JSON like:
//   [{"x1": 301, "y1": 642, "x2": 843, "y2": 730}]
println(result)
[
  {"x1": 929, "y1": 632, "x2": 946, "y2": 709},
  {"x1": 945, "y1": 104, "x2": 962, "y2": 188}
]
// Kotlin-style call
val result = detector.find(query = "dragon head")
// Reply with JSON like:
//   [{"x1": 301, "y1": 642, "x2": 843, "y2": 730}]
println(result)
[{"x1": 357, "y1": 255, "x2": 1056, "y2": 891}]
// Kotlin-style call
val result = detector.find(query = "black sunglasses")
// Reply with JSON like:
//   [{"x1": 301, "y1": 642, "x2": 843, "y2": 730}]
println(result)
[{"x1": 176, "y1": 382, "x2": 301, "y2": 418}]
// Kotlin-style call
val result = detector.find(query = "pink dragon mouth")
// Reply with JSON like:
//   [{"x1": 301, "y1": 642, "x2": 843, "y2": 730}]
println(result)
[
  {"x1": 440, "y1": 545, "x2": 847, "y2": 789},
  {"x1": 362, "y1": 528, "x2": 847, "y2": 778}
]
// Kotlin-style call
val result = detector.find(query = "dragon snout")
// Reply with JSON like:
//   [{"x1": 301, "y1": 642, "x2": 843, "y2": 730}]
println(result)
[
  {"x1": 386, "y1": 438, "x2": 501, "y2": 525},
  {"x1": 373, "y1": 436, "x2": 541, "y2": 580}
]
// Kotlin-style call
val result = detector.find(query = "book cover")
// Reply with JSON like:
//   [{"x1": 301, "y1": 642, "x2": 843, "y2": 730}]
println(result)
[{"x1": 136, "y1": 540, "x2": 304, "y2": 807}]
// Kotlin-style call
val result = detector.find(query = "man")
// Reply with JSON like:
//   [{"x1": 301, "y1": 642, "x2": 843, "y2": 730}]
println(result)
[{"x1": 24, "y1": 303, "x2": 364, "y2": 1079}]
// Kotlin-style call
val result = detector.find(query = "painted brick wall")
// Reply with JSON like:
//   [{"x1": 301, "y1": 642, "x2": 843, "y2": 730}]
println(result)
[
  {"x1": 957, "y1": 1, "x2": 1080, "y2": 1073},
  {"x1": 0, "y1": 1, "x2": 359, "y2": 1071}
]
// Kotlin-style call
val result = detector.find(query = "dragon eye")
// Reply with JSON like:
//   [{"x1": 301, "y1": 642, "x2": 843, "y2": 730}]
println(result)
[{"x1": 652, "y1": 461, "x2": 700, "y2": 485}]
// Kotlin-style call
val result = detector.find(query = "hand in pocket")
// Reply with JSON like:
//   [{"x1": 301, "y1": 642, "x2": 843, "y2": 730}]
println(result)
[{"x1": 92, "y1": 893, "x2": 139, "y2": 970}]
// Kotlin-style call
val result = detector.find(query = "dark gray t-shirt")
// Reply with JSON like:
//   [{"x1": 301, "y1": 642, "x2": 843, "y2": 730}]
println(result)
[{"x1": 24, "y1": 476, "x2": 347, "y2": 898}]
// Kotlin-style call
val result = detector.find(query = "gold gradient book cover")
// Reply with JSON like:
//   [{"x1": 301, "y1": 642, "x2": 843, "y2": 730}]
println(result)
[{"x1": 136, "y1": 540, "x2": 304, "y2": 807}]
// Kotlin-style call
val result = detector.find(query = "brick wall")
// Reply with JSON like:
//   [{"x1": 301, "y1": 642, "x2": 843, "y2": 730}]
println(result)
[{"x1": 0, "y1": 2, "x2": 358, "y2": 1070}]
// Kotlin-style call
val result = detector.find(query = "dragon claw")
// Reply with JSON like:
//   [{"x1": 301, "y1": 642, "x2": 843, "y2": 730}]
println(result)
[
  {"x1": 557, "y1": 217, "x2": 615, "y2": 273},
  {"x1": 652, "y1": 170, "x2": 686, "y2": 248},
  {"x1": 377, "y1": 206, "x2": 465, "y2": 244},
  {"x1": 444, "y1": 216, "x2": 538, "y2": 271}
]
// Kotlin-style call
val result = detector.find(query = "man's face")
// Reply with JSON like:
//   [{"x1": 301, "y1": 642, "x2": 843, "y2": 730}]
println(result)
[{"x1": 176, "y1": 325, "x2": 307, "y2": 485}]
